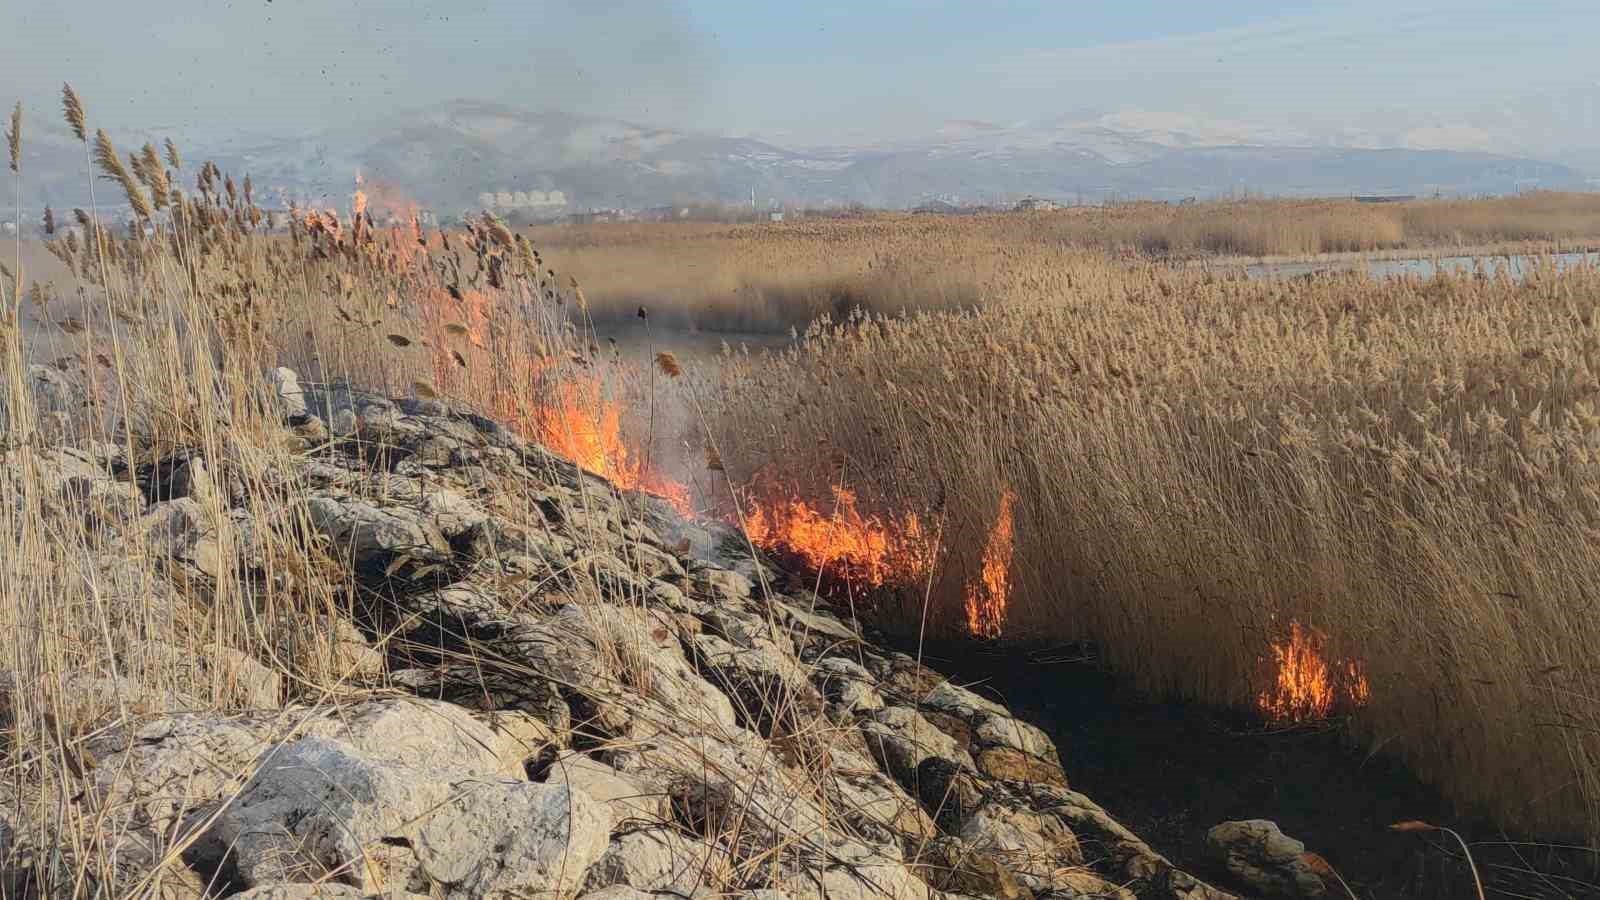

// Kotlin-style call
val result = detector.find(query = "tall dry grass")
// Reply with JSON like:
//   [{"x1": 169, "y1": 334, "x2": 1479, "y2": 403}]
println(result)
[
  {"x1": 705, "y1": 243, "x2": 1600, "y2": 844},
  {"x1": 0, "y1": 93, "x2": 713, "y2": 896},
  {"x1": 527, "y1": 195, "x2": 1600, "y2": 332}
]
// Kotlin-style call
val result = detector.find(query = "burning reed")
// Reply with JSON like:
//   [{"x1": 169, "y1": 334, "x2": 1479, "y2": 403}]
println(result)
[{"x1": 705, "y1": 246, "x2": 1600, "y2": 847}]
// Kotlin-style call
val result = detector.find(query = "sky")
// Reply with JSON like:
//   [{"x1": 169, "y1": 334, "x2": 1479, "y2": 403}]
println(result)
[{"x1": 2, "y1": 0, "x2": 1597, "y2": 158}]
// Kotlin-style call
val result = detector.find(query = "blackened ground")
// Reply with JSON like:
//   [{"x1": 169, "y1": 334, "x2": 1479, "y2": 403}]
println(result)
[{"x1": 898, "y1": 639, "x2": 1600, "y2": 900}]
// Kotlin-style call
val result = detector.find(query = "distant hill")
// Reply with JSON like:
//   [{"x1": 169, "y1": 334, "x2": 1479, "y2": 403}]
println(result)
[{"x1": 2, "y1": 100, "x2": 1588, "y2": 217}]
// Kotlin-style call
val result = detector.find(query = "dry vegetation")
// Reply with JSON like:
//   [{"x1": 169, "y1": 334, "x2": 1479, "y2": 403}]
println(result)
[
  {"x1": 8, "y1": 84, "x2": 1600, "y2": 895},
  {"x1": 529, "y1": 194, "x2": 1600, "y2": 332},
  {"x1": 0, "y1": 90, "x2": 737, "y2": 896},
  {"x1": 696, "y1": 223, "x2": 1600, "y2": 845}
]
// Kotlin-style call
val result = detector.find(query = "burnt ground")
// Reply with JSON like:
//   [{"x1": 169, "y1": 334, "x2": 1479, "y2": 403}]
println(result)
[{"x1": 897, "y1": 639, "x2": 1600, "y2": 899}]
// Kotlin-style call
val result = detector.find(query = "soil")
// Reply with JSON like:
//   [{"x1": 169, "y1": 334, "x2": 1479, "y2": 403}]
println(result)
[{"x1": 900, "y1": 639, "x2": 1600, "y2": 900}]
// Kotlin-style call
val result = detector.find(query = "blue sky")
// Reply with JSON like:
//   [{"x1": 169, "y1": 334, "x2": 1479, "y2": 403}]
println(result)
[{"x1": 2, "y1": 0, "x2": 1596, "y2": 155}]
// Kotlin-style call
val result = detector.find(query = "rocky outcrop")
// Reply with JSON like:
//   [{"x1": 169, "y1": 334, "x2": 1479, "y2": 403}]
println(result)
[{"x1": 1, "y1": 373, "x2": 1235, "y2": 899}]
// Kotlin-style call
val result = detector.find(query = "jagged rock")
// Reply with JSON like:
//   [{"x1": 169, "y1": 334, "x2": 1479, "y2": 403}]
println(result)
[
  {"x1": 974, "y1": 714, "x2": 1058, "y2": 762},
  {"x1": 957, "y1": 803, "x2": 1083, "y2": 892},
  {"x1": 581, "y1": 826, "x2": 719, "y2": 895},
  {"x1": 301, "y1": 698, "x2": 529, "y2": 777},
  {"x1": 578, "y1": 887, "x2": 656, "y2": 900},
  {"x1": 198, "y1": 735, "x2": 442, "y2": 890},
  {"x1": 410, "y1": 779, "x2": 611, "y2": 899},
  {"x1": 910, "y1": 837, "x2": 1033, "y2": 899},
  {"x1": 813, "y1": 656, "x2": 886, "y2": 715},
  {"x1": 976, "y1": 746, "x2": 1067, "y2": 787},
  {"x1": 777, "y1": 858, "x2": 932, "y2": 900},
  {"x1": 305, "y1": 496, "x2": 451, "y2": 567},
  {"x1": 1205, "y1": 820, "x2": 1326, "y2": 899},
  {"x1": 269, "y1": 367, "x2": 310, "y2": 420},
  {"x1": 862, "y1": 705, "x2": 976, "y2": 784},
  {"x1": 545, "y1": 752, "x2": 671, "y2": 825},
  {"x1": 229, "y1": 884, "x2": 366, "y2": 900}
]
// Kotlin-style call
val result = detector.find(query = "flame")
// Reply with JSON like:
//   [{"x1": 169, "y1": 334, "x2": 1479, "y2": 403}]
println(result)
[
  {"x1": 533, "y1": 373, "x2": 693, "y2": 516},
  {"x1": 743, "y1": 486, "x2": 939, "y2": 589},
  {"x1": 352, "y1": 171, "x2": 368, "y2": 221},
  {"x1": 1257, "y1": 621, "x2": 1371, "y2": 724},
  {"x1": 964, "y1": 488, "x2": 1016, "y2": 639}
]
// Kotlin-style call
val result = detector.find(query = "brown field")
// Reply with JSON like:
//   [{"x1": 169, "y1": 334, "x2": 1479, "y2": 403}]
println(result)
[{"x1": 7, "y1": 99, "x2": 1600, "y2": 895}]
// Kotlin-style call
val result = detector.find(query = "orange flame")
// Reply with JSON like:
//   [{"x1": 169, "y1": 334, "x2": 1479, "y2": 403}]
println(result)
[
  {"x1": 352, "y1": 171, "x2": 368, "y2": 221},
  {"x1": 533, "y1": 374, "x2": 693, "y2": 515},
  {"x1": 964, "y1": 488, "x2": 1016, "y2": 639},
  {"x1": 1257, "y1": 621, "x2": 1371, "y2": 724},
  {"x1": 743, "y1": 486, "x2": 939, "y2": 589}
]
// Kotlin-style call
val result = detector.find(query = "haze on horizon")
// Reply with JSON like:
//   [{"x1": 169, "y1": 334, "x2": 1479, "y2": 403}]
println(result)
[{"x1": 3, "y1": 0, "x2": 1598, "y2": 164}]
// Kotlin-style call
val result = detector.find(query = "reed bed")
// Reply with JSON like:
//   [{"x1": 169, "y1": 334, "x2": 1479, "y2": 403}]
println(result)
[{"x1": 705, "y1": 245, "x2": 1600, "y2": 845}]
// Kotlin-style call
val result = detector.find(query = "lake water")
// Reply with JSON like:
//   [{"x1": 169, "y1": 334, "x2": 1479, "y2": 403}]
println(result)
[{"x1": 1243, "y1": 250, "x2": 1600, "y2": 282}]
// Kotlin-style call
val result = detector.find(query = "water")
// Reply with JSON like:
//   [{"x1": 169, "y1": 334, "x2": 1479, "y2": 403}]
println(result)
[{"x1": 1244, "y1": 250, "x2": 1600, "y2": 282}]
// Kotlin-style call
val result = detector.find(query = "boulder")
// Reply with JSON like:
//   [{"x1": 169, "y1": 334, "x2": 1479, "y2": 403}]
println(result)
[
  {"x1": 1205, "y1": 820, "x2": 1326, "y2": 899},
  {"x1": 545, "y1": 752, "x2": 670, "y2": 825},
  {"x1": 410, "y1": 779, "x2": 611, "y2": 899}
]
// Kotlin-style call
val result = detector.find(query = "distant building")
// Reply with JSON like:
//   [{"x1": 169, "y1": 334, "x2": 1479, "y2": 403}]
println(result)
[
  {"x1": 1013, "y1": 196, "x2": 1060, "y2": 212},
  {"x1": 1353, "y1": 195, "x2": 1417, "y2": 203},
  {"x1": 769, "y1": 212, "x2": 785, "y2": 222},
  {"x1": 478, "y1": 189, "x2": 569, "y2": 212}
]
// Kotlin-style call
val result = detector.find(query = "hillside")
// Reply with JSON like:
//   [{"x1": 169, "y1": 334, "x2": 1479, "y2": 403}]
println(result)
[{"x1": 2, "y1": 100, "x2": 1585, "y2": 217}]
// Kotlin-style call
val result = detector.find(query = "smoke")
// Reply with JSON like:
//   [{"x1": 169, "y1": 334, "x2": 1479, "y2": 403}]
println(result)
[{"x1": 0, "y1": 0, "x2": 721, "y2": 136}]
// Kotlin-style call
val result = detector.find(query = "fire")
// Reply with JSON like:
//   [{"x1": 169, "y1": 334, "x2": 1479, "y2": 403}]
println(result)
[
  {"x1": 1257, "y1": 620, "x2": 1371, "y2": 724},
  {"x1": 352, "y1": 171, "x2": 368, "y2": 220},
  {"x1": 743, "y1": 486, "x2": 939, "y2": 589},
  {"x1": 533, "y1": 373, "x2": 693, "y2": 516},
  {"x1": 964, "y1": 489, "x2": 1016, "y2": 639}
]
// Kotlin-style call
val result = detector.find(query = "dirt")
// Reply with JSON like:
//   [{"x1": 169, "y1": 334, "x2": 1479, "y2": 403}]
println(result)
[{"x1": 900, "y1": 639, "x2": 1600, "y2": 900}]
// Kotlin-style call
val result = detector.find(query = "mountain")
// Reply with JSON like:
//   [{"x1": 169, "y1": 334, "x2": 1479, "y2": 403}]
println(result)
[{"x1": 2, "y1": 101, "x2": 1589, "y2": 218}]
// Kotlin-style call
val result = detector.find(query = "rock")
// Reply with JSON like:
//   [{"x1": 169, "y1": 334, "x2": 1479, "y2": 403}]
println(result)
[
  {"x1": 545, "y1": 752, "x2": 670, "y2": 825},
  {"x1": 269, "y1": 367, "x2": 310, "y2": 420},
  {"x1": 305, "y1": 698, "x2": 528, "y2": 779},
  {"x1": 84, "y1": 713, "x2": 283, "y2": 835},
  {"x1": 812, "y1": 656, "x2": 885, "y2": 715},
  {"x1": 578, "y1": 888, "x2": 655, "y2": 900},
  {"x1": 581, "y1": 826, "x2": 718, "y2": 895},
  {"x1": 167, "y1": 456, "x2": 220, "y2": 505},
  {"x1": 304, "y1": 496, "x2": 450, "y2": 568},
  {"x1": 229, "y1": 885, "x2": 366, "y2": 900},
  {"x1": 201, "y1": 736, "x2": 453, "y2": 891},
  {"x1": 1205, "y1": 820, "x2": 1326, "y2": 899},
  {"x1": 693, "y1": 566, "x2": 753, "y2": 602},
  {"x1": 956, "y1": 804, "x2": 1083, "y2": 891},
  {"x1": 861, "y1": 705, "x2": 975, "y2": 783},
  {"x1": 411, "y1": 780, "x2": 611, "y2": 899},
  {"x1": 126, "y1": 641, "x2": 282, "y2": 710},
  {"x1": 778, "y1": 858, "x2": 932, "y2": 900},
  {"x1": 976, "y1": 746, "x2": 1067, "y2": 788},
  {"x1": 974, "y1": 715, "x2": 1058, "y2": 762}
]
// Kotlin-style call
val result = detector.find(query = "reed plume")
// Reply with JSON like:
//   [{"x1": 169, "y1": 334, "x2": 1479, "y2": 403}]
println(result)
[
  {"x1": 60, "y1": 83, "x2": 86, "y2": 142},
  {"x1": 42, "y1": 206, "x2": 54, "y2": 235},
  {"x1": 93, "y1": 130, "x2": 151, "y2": 220},
  {"x1": 6, "y1": 102, "x2": 20, "y2": 174},
  {"x1": 164, "y1": 137, "x2": 182, "y2": 170}
]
